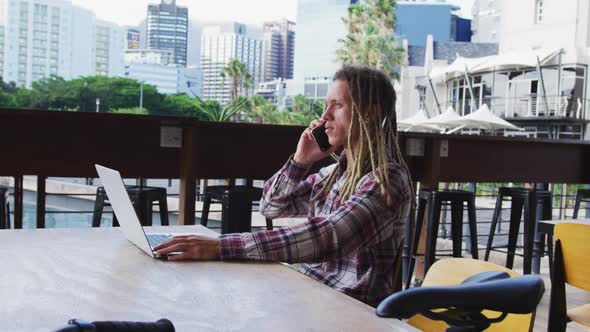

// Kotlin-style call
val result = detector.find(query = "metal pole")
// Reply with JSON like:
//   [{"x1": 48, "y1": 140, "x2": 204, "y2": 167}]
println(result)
[
  {"x1": 555, "y1": 51, "x2": 563, "y2": 116},
  {"x1": 139, "y1": 81, "x2": 144, "y2": 109},
  {"x1": 463, "y1": 67, "x2": 476, "y2": 113},
  {"x1": 428, "y1": 78, "x2": 443, "y2": 114},
  {"x1": 536, "y1": 56, "x2": 550, "y2": 115}
]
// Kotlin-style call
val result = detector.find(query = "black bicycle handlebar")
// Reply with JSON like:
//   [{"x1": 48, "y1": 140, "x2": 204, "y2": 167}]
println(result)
[{"x1": 53, "y1": 318, "x2": 175, "y2": 332}]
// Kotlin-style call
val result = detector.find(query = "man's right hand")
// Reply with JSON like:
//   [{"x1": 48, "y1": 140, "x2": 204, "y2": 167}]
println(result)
[{"x1": 293, "y1": 119, "x2": 338, "y2": 167}]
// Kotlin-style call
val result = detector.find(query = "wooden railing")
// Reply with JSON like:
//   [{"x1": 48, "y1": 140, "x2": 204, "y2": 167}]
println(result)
[{"x1": 1, "y1": 108, "x2": 590, "y2": 228}]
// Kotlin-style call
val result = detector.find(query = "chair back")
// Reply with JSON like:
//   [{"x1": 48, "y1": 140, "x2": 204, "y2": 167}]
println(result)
[
  {"x1": 554, "y1": 223, "x2": 590, "y2": 291},
  {"x1": 407, "y1": 258, "x2": 536, "y2": 332}
]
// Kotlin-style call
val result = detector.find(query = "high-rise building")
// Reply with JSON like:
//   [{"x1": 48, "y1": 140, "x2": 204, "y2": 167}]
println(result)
[
  {"x1": 95, "y1": 20, "x2": 125, "y2": 77},
  {"x1": 146, "y1": 0, "x2": 188, "y2": 67},
  {"x1": 127, "y1": 28, "x2": 141, "y2": 49},
  {"x1": 0, "y1": 0, "x2": 125, "y2": 88},
  {"x1": 293, "y1": 0, "x2": 355, "y2": 92},
  {"x1": 262, "y1": 19, "x2": 295, "y2": 82},
  {"x1": 200, "y1": 23, "x2": 263, "y2": 104}
]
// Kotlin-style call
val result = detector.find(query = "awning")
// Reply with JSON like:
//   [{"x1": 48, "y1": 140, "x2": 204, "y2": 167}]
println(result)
[
  {"x1": 429, "y1": 48, "x2": 561, "y2": 81},
  {"x1": 470, "y1": 48, "x2": 561, "y2": 72},
  {"x1": 428, "y1": 56, "x2": 490, "y2": 82}
]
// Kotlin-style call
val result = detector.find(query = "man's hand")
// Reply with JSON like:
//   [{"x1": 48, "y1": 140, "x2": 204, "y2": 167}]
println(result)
[
  {"x1": 293, "y1": 119, "x2": 339, "y2": 167},
  {"x1": 153, "y1": 235, "x2": 221, "y2": 261}
]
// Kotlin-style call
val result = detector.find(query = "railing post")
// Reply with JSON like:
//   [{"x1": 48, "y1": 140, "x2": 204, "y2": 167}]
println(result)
[
  {"x1": 179, "y1": 126, "x2": 196, "y2": 225},
  {"x1": 36, "y1": 176, "x2": 46, "y2": 228},
  {"x1": 13, "y1": 176, "x2": 23, "y2": 229}
]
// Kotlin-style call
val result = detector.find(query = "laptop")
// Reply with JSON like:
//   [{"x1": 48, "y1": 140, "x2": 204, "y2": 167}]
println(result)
[{"x1": 95, "y1": 164, "x2": 173, "y2": 258}]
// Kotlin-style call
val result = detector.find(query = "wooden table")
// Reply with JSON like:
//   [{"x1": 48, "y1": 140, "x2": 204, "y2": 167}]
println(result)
[{"x1": 0, "y1": 226, "x2": 418, "y2": 332}]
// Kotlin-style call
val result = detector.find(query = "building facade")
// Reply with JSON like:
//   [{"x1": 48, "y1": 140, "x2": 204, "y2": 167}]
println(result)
[
  {"x1": 146, "y1": 0, "x2": 188, "y2": 67},
  {"x1": 0, "y1": 0, "x2": 124, "y2": 88},
  {"x1": 125, "y1": 48, "x2": 174, "y2": 65},
  {"x1": 262, "y1": 19, "x2": 295, "y2": 82},
  {"x1": 95, "y1": 20, "x2": 125, "y2": 77},
  {"x1": 292, "y1": 0, "x2": 357, "y2": 94},
  {"x1": 471, "y1": 0, "x2": 501, "y2": 43},
  {"x1": 256, "y1": 78, "x2": 287, "y2": 108},
  {"x1": 127, "y1": 28, "x2": 140, "y2": 49},
  {"x1": 396, "y1": 0, "x2": 471, "y2": 46},
  {"x1": 461, "y1": 0, "x2": 590, "y2": 139},
  {"x1": 200, "y1": 23, "x2": 263, "y2": 104}
]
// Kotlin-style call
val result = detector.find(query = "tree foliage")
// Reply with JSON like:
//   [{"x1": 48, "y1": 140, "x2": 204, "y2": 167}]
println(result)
[
  {"x1": 0, "y1": 75, "x2": 324, "y2": 126},
  {"x1": 336, "y1": 0, "x2": 405, "y2": 79}
]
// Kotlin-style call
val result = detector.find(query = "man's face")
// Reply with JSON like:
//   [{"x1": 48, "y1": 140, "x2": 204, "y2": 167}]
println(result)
[{"x1": 321, "y1": 80, "x2": 353, "y2": 148}]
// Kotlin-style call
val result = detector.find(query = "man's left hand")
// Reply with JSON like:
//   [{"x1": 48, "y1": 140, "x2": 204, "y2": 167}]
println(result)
[{"x1": 153, "y1": 235, "x2": 221, "y2": 261}]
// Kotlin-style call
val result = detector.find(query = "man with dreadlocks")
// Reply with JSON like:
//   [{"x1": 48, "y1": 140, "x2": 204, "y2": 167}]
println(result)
[{"x1": 154, "y1": 65, "x2": 414, "y2": 307}]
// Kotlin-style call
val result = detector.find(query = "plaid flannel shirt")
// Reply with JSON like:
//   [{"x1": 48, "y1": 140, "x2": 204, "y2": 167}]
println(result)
[{"x1": 219, "y1": 155, "x2": 412, "y2": 307}]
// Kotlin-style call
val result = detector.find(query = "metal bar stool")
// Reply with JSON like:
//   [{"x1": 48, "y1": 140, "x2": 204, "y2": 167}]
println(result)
[
  {"x1": 201, "y1": 185, "x2": 273, "y2": 234},
  {"x1": 484, "y1": 188, "x2": 552, "y2": 274},
  {"x1": 0, "y1": 187, "x2": 10, "y2": 229},
  {"x1": 92, "y1": 186, "x2": 169, "y2": 227},
  {"x1": 406, "y1": 189, "x2": 478, "y2": 288},
  {"x1": 572, "y1": 188, "x2": 590, "y2": 219}
]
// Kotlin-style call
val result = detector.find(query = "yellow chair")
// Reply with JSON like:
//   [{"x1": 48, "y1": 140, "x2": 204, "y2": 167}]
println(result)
[
  {"x1": 379, "y1": 258, "x2": 542, "y2": 331},
  {"x1": 548, "y1": 223, "x2": 590, "y2": 331}
]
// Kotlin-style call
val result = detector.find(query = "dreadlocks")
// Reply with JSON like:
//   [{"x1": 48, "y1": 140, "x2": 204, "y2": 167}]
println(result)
[{"x1": 313, "y1": 65, "x2": 415, "y2": 208}]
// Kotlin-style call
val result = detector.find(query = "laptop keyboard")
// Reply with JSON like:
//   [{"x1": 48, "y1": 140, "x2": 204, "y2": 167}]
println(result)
[{"x1": 146, "y1": 234, "x2": 173, "y2": 248}]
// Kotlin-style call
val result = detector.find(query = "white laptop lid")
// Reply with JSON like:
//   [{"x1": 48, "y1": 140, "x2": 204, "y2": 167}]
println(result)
[{"x1": 95, "y1": 164, "x2": 155, "y2": 257}]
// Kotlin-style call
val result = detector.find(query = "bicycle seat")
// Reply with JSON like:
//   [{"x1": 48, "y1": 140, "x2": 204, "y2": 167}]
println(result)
[{"x1": 376, "y1": 271, "x2": 545, "y2": 319}]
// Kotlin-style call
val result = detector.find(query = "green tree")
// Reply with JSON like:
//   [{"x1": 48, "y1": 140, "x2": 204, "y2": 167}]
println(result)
[
  {"x1": 0, "y1": 77, "x2": 18, "y2": 108},
  {"x1": 220, "y1": 59, "x2": 254, "y2": 103},
  {"x1": 336, "y1": 0, "x2": 405, "y2": 79}
]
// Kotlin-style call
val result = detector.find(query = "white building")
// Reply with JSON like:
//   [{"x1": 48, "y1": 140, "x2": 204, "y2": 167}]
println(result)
[
  {"x1": 125, "y1": 49, "x2": 174, "y2": 66},
  {"x1": 125, "y1": 61, "x2": 201, "y2": 98},
  {"x1": 178, "y1": 66, "x2": 201, "y2": 98},
  {"x1": 457, "y1": 0, "x2": 590, "y2": 139},
  {"x1": 0, "y1": 0, "x2": 125, "y2": 88},
  {"x1": 255, "y1": 78, "x2": 287, "y2": 108},
  {"x1": 200, "y1": 23, "x2": 263, "y2": 104},
  {"x1": 124, "y1": 63, "x2": 180, "y2": 95},
  {"x1": 471, "y1": 0, "x2": 501, "y2": 43}
]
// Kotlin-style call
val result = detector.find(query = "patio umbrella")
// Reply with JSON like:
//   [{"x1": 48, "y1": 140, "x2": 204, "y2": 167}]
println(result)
[
  {"x1": 446, "y1": 104, "x2": 524, "y2": 133},
  {"x1": 408, "y1": 106, "x2": 466, "y2": 132},
  {"x1": 397, "y1": 109, "x2": 438, "y2": 132}
]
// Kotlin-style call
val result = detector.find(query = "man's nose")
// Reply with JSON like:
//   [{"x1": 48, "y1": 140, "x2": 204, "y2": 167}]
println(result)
[{"x1": 320, "y1": 106, "x2": 332, "y2": 121}]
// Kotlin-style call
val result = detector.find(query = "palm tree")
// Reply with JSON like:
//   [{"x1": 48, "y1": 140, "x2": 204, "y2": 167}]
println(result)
[
  {"x1": 220, "y1": 59, "x2": 254, "y2": 103},
  {"x1": 196, "y1": 96, "x2": 249, "y2": 122},
  {"x1": 292, "y1": 94, "x2": 310, "y2": 113},
  {"x1": 336, "y1": 0, "x2": 405, "y2": 79}
]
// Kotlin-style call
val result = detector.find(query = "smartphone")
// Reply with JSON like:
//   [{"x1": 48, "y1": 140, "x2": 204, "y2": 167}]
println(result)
[{"x1": 311, "y1": 123, "x2": 332, "y2": 152}]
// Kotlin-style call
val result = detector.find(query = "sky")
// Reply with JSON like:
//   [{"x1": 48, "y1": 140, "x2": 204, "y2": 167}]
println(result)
[{"x1": 71, "y1": 0, "x2": 474, "y2": 27}]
